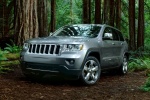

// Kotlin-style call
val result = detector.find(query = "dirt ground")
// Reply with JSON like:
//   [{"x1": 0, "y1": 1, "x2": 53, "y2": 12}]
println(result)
[{"x1": 0, "y1": 66, "x2": 150, "y2": 100}]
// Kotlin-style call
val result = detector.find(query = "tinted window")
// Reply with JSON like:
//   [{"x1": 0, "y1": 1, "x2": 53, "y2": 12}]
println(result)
[
  {"x1": 112, "y1": 29, "x2": 119, "y2": 41},
  {"x1": 117, "y1": 31, "x2": 124, "y2": 41},
  {"x1": 53, "y1": 25, "x2": 101, "y2": 38}
]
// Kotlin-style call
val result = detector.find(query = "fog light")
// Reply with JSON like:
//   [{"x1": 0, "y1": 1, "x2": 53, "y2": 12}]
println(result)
[
  {"x1": 70, "y1": 60, "x2": 74, "y2": 64},
  {"x1": 65, "y1": 59, "x2": 75, "y2": 65}
]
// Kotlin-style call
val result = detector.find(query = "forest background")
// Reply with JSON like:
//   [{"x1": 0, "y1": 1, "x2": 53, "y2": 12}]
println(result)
[{"x1": 0, "y1": 0, "x2": 147, "y2": 51}]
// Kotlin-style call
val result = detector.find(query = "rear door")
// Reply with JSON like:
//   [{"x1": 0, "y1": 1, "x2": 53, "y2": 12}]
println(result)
[{"x1": 112, "y1": 29, "x2": 126, "y2": 60}]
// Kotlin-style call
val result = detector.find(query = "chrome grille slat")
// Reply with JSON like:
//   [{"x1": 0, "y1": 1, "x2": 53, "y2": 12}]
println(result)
[{"x1": 28, "y1": 44, "x2": 60, "y2": 55}]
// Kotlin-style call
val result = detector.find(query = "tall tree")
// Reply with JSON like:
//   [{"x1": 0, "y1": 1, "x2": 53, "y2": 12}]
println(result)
[
  {"x1": 103, "y1": 0, "x2": 109, "y2": 24},
  {"x1": 129, "y1": 0, "x2": 136, "y2": 50},
  {"x1": 109, "y1": 0, "x2": 115, "y2": 26},
  {"x1": 50, "y1": 0, "x2": 56, "y2": 32},
  {"x1": 14, "y1": 0, "x2": 39, "y2": 45},
  {"x1": 83, "y1": 0, "x2": 91, "y2": 23},
  {"x1": 116, "y1": 0, "x2": 121, "y2": 29},
  {"x1": 0, "y1": 0, "x2": 14, "y2": 37},
  {"x1": 137, "y1": 0, "x2": 144, "y2": 49},
  {"x1": 95, "y1": 0, "x2": 101, "y2": 24},
  {"x1": 38, "y1": 0, "x2": 48, "y2": 37}
]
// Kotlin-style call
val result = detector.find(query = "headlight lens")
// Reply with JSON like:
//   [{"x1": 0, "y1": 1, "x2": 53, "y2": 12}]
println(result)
[
  {"x1": 23, "y1": 43, "x2": 29, "y2": 50},
  {"x1": 62, "y1": 44, "x2": 83, "y2": 52}
]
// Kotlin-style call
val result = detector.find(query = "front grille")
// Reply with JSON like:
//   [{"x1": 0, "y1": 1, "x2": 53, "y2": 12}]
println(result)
[{"x1": 28, "y1": 44, "x2": 60, "y2": 55}]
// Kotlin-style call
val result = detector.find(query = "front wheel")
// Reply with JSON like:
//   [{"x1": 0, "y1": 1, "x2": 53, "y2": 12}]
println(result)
[
  {"x1": 119, "y1": 55, "x2": 128, "y2": 75},
  {"x1": 80, "y1": 56, "x2": 101, "y2": 85}
]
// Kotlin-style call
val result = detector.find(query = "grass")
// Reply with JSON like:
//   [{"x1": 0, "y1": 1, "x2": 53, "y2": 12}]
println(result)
[
  {"x1": 0, "y1": 52, "x2": 20, "y2": 74},
  {"x1": 4, "y1": 53, "x2": 20, "y2": 60}
]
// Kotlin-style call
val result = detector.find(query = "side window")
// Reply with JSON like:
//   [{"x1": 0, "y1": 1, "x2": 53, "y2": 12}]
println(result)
[
  {"x1": 112, "y1": 29, "x2": 119, "y2": 41},
  {"x1": 117, "y1": 31, "x2": 124, "y2": 41}
]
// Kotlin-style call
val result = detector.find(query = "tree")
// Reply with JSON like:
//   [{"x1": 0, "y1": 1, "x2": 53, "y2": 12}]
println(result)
[
  {"x1": 38, "y1": 0, "x2": 48, "y2": 37},
  {"x1": 14, "y1": 0, "x2": 39, "y2": 45},
  {"x1": 109, "y1": 0, "x2": 115, "y2": 26},
  {"x1": 137, "y1": 0, "x2": 144, "y2": 49},
  {"x1": 95, "y1": 0, "x2": 101, "y2": 24},
  {"x1": 129, "y1": 0, "x2": 136, "y2": 50},
  {"x1": 83, "y1": 0, "x2": 91, "y2": 23},
  {"x1": 116, "y1": 0, "x2": 121, "y2": 29},
  {"x1": 50, "y1": 0, "x2": 56, "y2": 32},
  {"x1": 103, "y1": 0, "x2": 109, "y2": 24}
]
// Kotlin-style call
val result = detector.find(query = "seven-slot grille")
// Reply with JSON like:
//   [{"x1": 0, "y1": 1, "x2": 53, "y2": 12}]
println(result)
[{"x1": 28, "y1": 44, "x2": 60, "y2": 55}]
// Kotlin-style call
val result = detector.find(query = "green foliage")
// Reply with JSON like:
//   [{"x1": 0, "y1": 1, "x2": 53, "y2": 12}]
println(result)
[
  {"x1": 0, "y1": 48, "x2": 9, "y2": 74},
  {"x1": 4, "y1": 40, "x2": 21, "y2": 53},
  {"x1": 0, "y1": 66, "x2": 12, "y2": 74},
  {"x1": 145, "y1": 69, "x2": 150, "y2": 76},
  {"x1": 0, "y1": 48, "x2": 7, "y2": 61},
  {"x1": 140, "y1": 77, "x2": 150, "y2": 92},
  {"x1": 0, "y1": 48, "x2": 20, "y2": 74},
  {"x1": 128, "y1": 57, "x2": 149, "y2": 72}
]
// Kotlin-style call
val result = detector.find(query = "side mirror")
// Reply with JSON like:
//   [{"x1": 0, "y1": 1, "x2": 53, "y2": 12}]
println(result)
[{"x1": 103, "y1": 33, "x2": 113, "y2": 40}]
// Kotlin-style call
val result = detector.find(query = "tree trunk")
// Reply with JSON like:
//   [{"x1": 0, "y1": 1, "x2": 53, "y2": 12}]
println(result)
[
  {"x1": 50, "y1": 0, "x2": 56, "y2": 32},
  {"x1": 95, "y1": 0, "x2": 101, "y2": 24},
  {"x1": 109, "y1": 0, "x2": 115, "y2": 26},
  {"x1": 116, "y1": 0, "x2": 121, "y2": 29},
  {"x1": 129, "y1": 0, "x2": 136, "y2": 50},
  {"x1": 15, "y1": 0, "x2": 39, "y2": 46},
  {"x1": 137, "y1": 0, "x2": 144, "y2": 49},
  {"x1": 83, "y1": 0, "x2": 91, "y2": 23},
  {"x1": 38, "y1": 0, "x2": 48, "y2": 37},
  {"x1": 103, "y1": 0, "x2": 109, "y2": 24}
]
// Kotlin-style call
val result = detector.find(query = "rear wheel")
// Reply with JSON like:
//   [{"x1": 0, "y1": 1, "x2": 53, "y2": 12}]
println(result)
[
  {"x1": 119, "y1": 55, "x2": 128, "y2": 75},
  {"x1": 80, "y1": 56, "x2": 101, "y2": 85}
]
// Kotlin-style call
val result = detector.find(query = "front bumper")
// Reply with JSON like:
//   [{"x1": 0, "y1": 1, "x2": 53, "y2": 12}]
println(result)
[
  {"x1": 20, "y1": 50, "x2": 86, "y2": 80},
  {"x1": 20, "y1": 61, "x2": 82, "y2": 79}
]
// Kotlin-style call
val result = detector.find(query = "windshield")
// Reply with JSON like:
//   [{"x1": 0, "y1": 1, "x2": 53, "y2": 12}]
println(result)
[{"x1": 52, "y1": 25, "x2": 101, "y2": 38}]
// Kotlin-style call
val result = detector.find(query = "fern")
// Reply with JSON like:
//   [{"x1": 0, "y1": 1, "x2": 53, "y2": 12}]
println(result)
[
  {"x1": 140, "y1": 77, "x2": 150, "y2": 92},
  {"x1": 4, "y1": 40, "x2": 21, "y2": 53}
]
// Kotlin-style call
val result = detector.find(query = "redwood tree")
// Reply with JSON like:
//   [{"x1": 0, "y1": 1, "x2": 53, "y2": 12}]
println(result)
[
  {"x1": 14, "y1": 0, "x2": 39, "y2": 45},
  {"x1": 83, "y1": 0, "x2": 91, "y2": 23},
  {"x1": 109, "y1": 0, "x2": 115, "y2": 26},
  {"x1": 50, "y1": 0, "x2": 56, "y2": 32},
  {"x1": 95, "y1": 0, "x2": 101, "y2": 24},
  {"x1": 38, "y1": 0, "x2": 48, "y2": 37},
  {"x1": 137, "y1": 0, "x2": 144, "y2": 49},
  {"x1": 129, "y1": 0, "x2": 136, "y2": 50},
  {"x1": 116, "y1": 0, "x2": 121, "y2": 29}
]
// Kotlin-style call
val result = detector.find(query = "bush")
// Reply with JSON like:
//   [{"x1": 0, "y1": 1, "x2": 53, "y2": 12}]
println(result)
[
  {"x1": 140, "y1": 77, "x2": 150, "y2": 92},
  {"x1": 0, "y1": 48, "x2": 7, "y2": 61},
  {"x1": 4, "y1": 40, "x2": 21, "y2": 53},
  {"x1": 128, "y1": 57, "x2": 150, "y2": 72}
]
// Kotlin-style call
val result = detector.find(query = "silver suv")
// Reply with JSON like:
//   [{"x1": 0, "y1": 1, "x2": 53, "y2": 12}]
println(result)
[{"x1": 20, "y1": 24, "x2": 129, "y2": 85}]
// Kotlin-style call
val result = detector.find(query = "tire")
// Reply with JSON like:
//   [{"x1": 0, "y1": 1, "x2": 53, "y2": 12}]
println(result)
[
  {"x1": 80, "y1": 56, "x2": 101, "y2": 85},
  {"x1": 119, "y1": 55, "x2": 128, "y2": 75}
]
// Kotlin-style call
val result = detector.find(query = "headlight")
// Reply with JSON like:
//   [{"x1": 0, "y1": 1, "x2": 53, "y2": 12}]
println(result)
[
  {"x1": 23, "y1": 43, "x2": 29, "y2": 50},
  {"x1": 62, "y1": 44, "x2": 83, "y2": 52}
]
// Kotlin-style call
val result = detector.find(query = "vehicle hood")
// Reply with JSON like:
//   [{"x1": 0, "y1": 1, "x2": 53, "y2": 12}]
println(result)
[{"x1": 27, "y1": 36, "x2": 90, "y2": 44}]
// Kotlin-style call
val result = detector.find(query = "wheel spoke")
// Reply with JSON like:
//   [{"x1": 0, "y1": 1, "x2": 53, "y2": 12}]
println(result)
[
  {"x1": 92, "y1": 66, "x2": 98, "y2": 72},
  {"x1": 84, "y1": 65, "x2": 88, "y2": 71},
  {"x1": 89, "y1": 60, "x2": 95, "y2": 66},
  {"x1": 85, "y1": 73, "x2": 90, "y2": 81},
  {"x1": 91, "y1": 73, "x2": 95, "y2": 80}
]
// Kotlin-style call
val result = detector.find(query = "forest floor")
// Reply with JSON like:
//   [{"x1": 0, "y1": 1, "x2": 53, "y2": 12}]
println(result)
[{"x1": 0, "y1": 66, "x2": 150, "y2": 100}]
